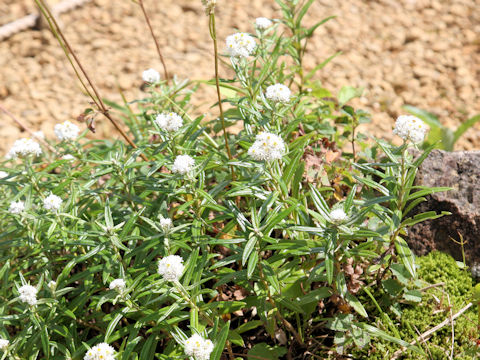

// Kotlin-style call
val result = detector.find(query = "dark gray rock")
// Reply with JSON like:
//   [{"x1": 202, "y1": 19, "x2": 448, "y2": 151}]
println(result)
[{"x1": 407, "y1": 150, "x2": 480, "y2": 264}]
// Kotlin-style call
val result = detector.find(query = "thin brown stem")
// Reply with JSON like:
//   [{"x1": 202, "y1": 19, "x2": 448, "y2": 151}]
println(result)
[
  {"x1": 0, "y1": 103, "x2": 59, "y2": 155},
  {"x1": 35, "y1": 0, "x2": 148, "y2": 161},
  {"x1": 137, "y1": 0, "x2": 169, "y2": 82},
  {"x1": 209, "y1": 13, "x2": 235, "y2": 180}
]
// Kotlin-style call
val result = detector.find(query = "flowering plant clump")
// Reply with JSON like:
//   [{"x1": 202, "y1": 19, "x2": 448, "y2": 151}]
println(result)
[
  {"x1": 226, "y1": 32, "x2": 256, "y2": 58},
  {"x1": 393, "y1": 115, "x2": 429, "y2": 144},
  {"x1": 108, "y1": 278, "x2": 126, "y2": 293},
  {"x1": 158, "y1": 255, "x2": 185, "y2": 282},
  {"x1": 265, "y1": 83, "x2": 291, "y2": 103},
  {"x1": 43, "y1": 193, "x2": 62, "y2": 212},
  {"x1": 248, "y1": 132, "x2": 285, "y2": 161},
  {"x1": 54, "y1": 120, "x2": 80, "y2": 141},
  {"x1": 172, "y1": 154, "x2": 195, "y2": 174},
  {"x1": 83, "y1": 343, "x2": 115, "y2": 360},
  {"x1": 8, "y1": 200, "x2": 25, "y2": 214},
  {"x1": 142, "y1": 68, "x2": 160, "y2": 83},
  {"x1": 184, "y1": 334, "x2": 214, "y2": 360},
  {"x1": 0, "y1": 1, "x2": 455, "y2": 359},
  {"x1": 6, "y1": 138, "x2": 42, "y2": 159},
  {"x1": 255, "y1": 17, "x2": 273, "y2": 29},
  {"x1": 330, "y1": 208, "x2": 348, "y2": 224},
  {"x1": 18, "y1": 284, "x2": 38, "y2": 306},
  {"x1": 154, "y1": 112, "x2": 183, "y2": 132},
  {"x1": 0, "y1": 338, "x2": 9, "y2": 351}
]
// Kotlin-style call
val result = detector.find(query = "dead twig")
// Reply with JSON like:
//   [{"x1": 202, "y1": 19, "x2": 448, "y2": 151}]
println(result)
[
  {"x1": 136, "y1": 0, "x2": 169, "y2": 82},
  {"x1": 35, "y1": 0, "x2": 149, "y2": 161}
]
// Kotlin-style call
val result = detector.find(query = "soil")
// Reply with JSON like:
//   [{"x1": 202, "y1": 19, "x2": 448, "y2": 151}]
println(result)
[{"x1": 1, "y1": 0, "x2": 479, "y2": 153}]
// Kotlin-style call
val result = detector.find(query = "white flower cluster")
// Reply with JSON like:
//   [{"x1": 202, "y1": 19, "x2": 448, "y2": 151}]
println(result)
[
  {"x1": 265, "y1": 84, "x2": 291, "y2": 103},
  {"x1": 226, "y1": 33, "x2": 256, "y2": 58},
  {"x1": 248, "y1": 132, "x2": 285, "y2": 161},
  {"x1": 54, "y1": 121, "x2": 80, "y2": 141},
  {"x1": 142, "y1": 68, "x2": 160, "y2": 83},
  {"x1": 0, "y1": 338, "x2": 9, "y2": 351},
  {"x1": 158, "y1": 255, "x2": 184, "y2": 282},
  {"x1": 255, "y1": 17, "x2": 273, "y2": 30},
  {"x1": 184, "y1": 334, "x2": 214, "y2": 360},
  {"x1": 0, "y1": 171, "x2": 8, "y2": 179},
  {"x1": 9, "y1": 200, "x2": 25, "y2": 214},
  {"x1": 330, "y1": 208, "x2": 347, "y2": 224},
  {"x1": 43, "y1": 194, "x2": 62, "y2": 212},
  {"x1": 201, "y1": 0, "x2": 216, "y2": 15},
  {"x1": 109, "y1": 278, "x2": 126, "y2": 293},
  {"x1": 393, "y1": 115, "x2": 429, "y2": 144},
  {"x1": 172, "y1": 155, "x2": 195, "y2": 175},
  {"x1": 18, "y1": 284, "x2": 37, "y2": 306},
  {"x1": 6, "y1": 138, "x2": 42, "y2": 159},
  {"x1": 84, "y1": 343, "x2": 115, "y2": 360},
  {"x1": 159, "y1": 216, "x2": 172, "y2": 232},
  {"x1": 155, "y1": 112, "x2": 183, "y2": 132}
]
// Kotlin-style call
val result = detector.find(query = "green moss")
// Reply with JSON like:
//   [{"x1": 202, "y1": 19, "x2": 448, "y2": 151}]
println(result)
[{"x1": 353, "y1": 251, "x2": 478, "y2": 360}]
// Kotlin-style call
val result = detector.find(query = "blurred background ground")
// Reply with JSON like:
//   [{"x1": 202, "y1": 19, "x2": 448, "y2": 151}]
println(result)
[{"x1": 0, "y1": 0, "x2": 479, "y2": 154}]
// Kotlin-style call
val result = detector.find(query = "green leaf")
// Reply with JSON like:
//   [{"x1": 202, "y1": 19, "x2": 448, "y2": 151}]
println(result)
[
  {"x1": 345, "y1": 293, "x2": 368, "y2": 318},
  {"x1": 358, "y1": 323, "x2": 423, "y2": 355},
  {"x1": 403, "y1": 105, "x2": 441, "y2": 127},
  {"x1": 211, "y1": 321, "x2": 230, "y2": 360},
  {"x1": 242, "y1": 234, "x2": 257, "y2": 266},
  {"x1": 403, "y1": 289, "x2": 422, "y2": 303},
  {"x1": 395, "y1": 237, "x2": 416, "y2": 278},
  {"x1": 247, "y1": 250, "x2": 258, "y2": 279},
  {"x1": 338, "y1": 86, "x2": 363, "y2": 106},
  {"x1": 248, "y1": 343, "x2": 287, "y2": 360},
  {"x1": 106, "y1": 312, "x2": 125, "y2": 342},
  {"x1": 454, "y1": 114, "x2": 480, "y2": 144}
]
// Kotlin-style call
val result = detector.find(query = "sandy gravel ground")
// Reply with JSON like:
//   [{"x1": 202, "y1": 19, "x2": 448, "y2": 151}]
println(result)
[{"x1": 0, "y1": 0, "x2": 479, "y2": 153}]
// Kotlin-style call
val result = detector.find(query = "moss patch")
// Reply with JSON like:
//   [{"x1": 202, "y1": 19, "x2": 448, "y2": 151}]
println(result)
[{"x1": 354, "y1": 251, "x2": 478, "y2": 359}]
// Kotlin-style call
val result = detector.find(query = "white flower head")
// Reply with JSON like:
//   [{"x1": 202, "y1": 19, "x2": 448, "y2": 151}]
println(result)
[
  {"x1": 84, "y1": 343, "x2": 116, "y2": 360},
  {"x1": 0, "y1": 171, "x2": 8, "y2": 179},
  {"x1": 54, "y1": 121, "x2": 80, "y2": 141},
  {"x1": 142, "y1": 68, "x2": 161, "y2": 83},
  {"x1": 255, "y1": 17, "x2": 273, "y2": 30},
  {"x1": 9, "y1": 200, "x2": 25, "y2": 214},
  {"x1": 172, "y1": 155, "x2": 195, "y2": 175},
  {"x1": 393, "y1": 115, "x2": 429, "y2": 144},
  {"x1": 18, "y1": 284, "x2": 38, "y2": 306},
  {"x1": 155, "y1": 112, "x2": 183, "y2": 132},
  {"x1": 226, "y1": 33, "x2": 256, "y2": 58},
  {"x1": 109, "y1": 278, "x2": 126, "y2": 293},
  {"x1": 48, "y1": 280, "x2": 57, "y2": 291},
  {"x1": 330, "y1": 208, "x2": 347, "y2": 224},
  {"x1": 201, "y1": 0, "x2": 216, "y2": 15},
  {"x1": 33, "y1": 131, "x2": 45, "y2": 140},
  {"x1": 265, "y1": 84, "x2": 291, "y2": 103},
  {"x1": 184, "y1": 334, "x2": 214, "y2": 360},
  {"x1": 62, "y1": 154, "x2": 75, "y2": 161},
  {"x1": 6, "y1": 138, "x2": 42, "y2": 159},
  {"x1": 248, "y1": 132, "x2": 285, "y2": 162},
  {"x1": 0, "y1": 338, "x2": 9, "y2": 351},
  {"x1": 43, "y1": 194, "x2": 62, "y2": 212},
  {"x1": 158, "y1": 255, "x2": 184, "y2": 282},
  {"x1": 159, "y1": 216, "x2": 173, "y2": 232}
]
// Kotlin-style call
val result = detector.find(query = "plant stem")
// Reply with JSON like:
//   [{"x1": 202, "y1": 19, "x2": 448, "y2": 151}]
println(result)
[
  {"x1": 35, "y1": 0, "x2": 148, "y2": 161},
  {"x1": 209, "y1": 13, "x2": 235, "y2": 180},
  {"x1": 137, "y1": 0, "x2": 169, "y2": 82}
]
